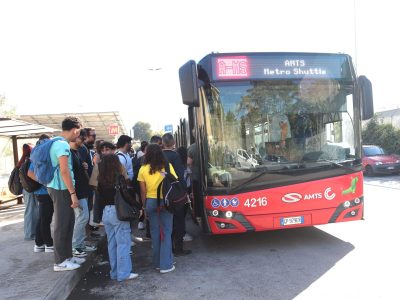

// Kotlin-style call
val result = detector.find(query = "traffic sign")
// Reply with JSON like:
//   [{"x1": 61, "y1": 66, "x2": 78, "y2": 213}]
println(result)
[{"x1": 164, "y1": 124, "x2": 173, "y2": 133}]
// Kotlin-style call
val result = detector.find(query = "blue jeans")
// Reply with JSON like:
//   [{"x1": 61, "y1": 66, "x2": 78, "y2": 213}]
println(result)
[
  {"x1": 72, "y1": 198, "x2": 89, "y2": 249},
  {"x1": 23, "y1": 189, "x2": 39, "y2": 240},
  {"x1": 145, "y1": 198, "x2": 173, "y2": 270},
  {"x1": 102, "y1": 205, "x2": 132, "y2": 281}
]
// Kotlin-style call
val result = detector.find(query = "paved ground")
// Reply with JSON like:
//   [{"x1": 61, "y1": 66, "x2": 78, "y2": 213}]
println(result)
[
  {"x1": 69, "y1": 175, "x2": 400, "y2": 300},
  {"x1": 1, "y1": 174, "x2": 398, "y2": 300},
  {"x1": 0, "y1": 203, "x2": 105, "y2": 300}
]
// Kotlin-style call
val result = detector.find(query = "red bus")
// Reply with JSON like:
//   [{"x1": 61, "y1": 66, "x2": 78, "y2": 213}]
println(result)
[{"x1": 178, "y1": 52, "x2": 373, "y2": 234}]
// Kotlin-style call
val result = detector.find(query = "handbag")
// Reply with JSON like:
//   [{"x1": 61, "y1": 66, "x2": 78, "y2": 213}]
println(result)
[{"x1": 114, "y1": 175, "x2": 139, "y2": 222}]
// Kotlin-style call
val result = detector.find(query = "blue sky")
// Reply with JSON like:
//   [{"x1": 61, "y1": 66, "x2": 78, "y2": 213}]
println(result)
[{"x1": 0, "y1": 0, "x2": 398, "y2": 131}]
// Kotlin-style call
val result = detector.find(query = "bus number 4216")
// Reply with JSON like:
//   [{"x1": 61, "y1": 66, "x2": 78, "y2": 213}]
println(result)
[{"x1": 244, "y1": 197, "x2": 268, "y2": 208}]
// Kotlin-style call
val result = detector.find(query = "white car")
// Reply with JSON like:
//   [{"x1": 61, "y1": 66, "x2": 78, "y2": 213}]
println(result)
[{"x1": 236, "y1": 149, "x2": 259, "y2": 169}]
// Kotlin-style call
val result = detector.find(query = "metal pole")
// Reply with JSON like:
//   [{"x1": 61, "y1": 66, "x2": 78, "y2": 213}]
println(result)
[{"x1": 12, "y1": 135, "x2": 18, "y2": 167}]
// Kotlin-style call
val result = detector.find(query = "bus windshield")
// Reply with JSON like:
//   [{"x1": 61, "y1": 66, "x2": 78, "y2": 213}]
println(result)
[{"x1": 202, "y1": 79, "x2": 360, "y2": 190}]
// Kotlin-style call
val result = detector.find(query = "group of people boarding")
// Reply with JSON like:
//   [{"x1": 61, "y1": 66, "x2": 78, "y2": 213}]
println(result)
[{"x1": 19, "y1": 116, "x2": 194, "y2": 282}]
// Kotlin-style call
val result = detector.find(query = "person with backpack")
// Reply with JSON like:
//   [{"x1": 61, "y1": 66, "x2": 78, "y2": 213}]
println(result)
[
  {"x1": 27, "y1": 134, "x2": 54, "y2": 253},
  {"x1": 116, "y1": 135, "x2": 134, "y2": 183},
  {"x1": 41, "y1": 117, "x2": 84, "y2": 272},
  {"x1": 162, "y1": 133, "x2": 192, "y2": 256},
  {"x1": 96, "y1": 154, "x2": 138, "y2": 281},
  {"x1": 17, "y1": 143, "x2": 39, "y2": 241},
  {"x1": 137, "y1": 144, "x2": 177, "y2": 274}
]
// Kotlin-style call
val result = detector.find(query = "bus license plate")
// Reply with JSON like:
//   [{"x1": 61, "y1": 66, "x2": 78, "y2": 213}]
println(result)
[{"x1": 280, "y1": 216, "x2": 304, "y2": 226}]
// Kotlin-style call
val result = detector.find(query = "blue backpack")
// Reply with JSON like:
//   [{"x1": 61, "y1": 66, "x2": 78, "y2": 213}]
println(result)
[{"x1": 30, "y1": 137, "x2": 64, "y2": 186}]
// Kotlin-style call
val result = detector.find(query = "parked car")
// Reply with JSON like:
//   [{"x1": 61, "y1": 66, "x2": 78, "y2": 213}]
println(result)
[
  {"x1": 362, "y1": 145, "x2": 400, "y2": 176},
  {"x1": 236, "y1": 149, "x2": 259, "y2": 169}
]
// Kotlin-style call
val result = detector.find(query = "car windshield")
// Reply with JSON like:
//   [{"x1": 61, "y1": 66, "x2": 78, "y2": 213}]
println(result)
[
  {"x1": 363, "y1": 146, "x2": 386, "y2": 156},
  {"x1": 201, "y1": 79, "x2": 360, "y2": 190}
]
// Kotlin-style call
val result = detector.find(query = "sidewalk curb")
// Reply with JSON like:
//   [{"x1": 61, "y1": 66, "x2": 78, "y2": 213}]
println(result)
[{"x1": 43, "y1": 234, "x2": 107, "y2": 300}]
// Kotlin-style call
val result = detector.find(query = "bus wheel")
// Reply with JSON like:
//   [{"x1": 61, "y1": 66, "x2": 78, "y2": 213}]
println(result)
[{"x1": 365, "y1": 165, "x2": 374, "y2": 177}]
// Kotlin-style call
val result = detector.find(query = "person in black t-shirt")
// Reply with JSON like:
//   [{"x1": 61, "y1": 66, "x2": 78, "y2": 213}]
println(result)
[{"x1": 70, "y1": 133, "x2": 94, "y2": 258}]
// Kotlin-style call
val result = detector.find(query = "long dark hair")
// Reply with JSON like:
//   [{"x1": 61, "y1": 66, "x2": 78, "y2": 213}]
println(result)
[
  {"x1": 144, "y1": 144, "x2": 166, "y2": 175},
  {"x1": 98, "y1": 154, "x2": 124, "y2": 187}
]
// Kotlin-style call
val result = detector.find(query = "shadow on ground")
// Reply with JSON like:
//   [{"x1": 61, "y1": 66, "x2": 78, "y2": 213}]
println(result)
[{"x1": 69, "y1": 221, "x2": 354, "y2": 300}]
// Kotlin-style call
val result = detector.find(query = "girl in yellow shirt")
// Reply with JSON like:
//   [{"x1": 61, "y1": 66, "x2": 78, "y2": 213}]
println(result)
[{"x1": 137, "y1": 144, "x2": 176, "y2": 274}]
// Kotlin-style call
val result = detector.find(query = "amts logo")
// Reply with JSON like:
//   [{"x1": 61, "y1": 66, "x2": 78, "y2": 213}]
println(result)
[{"x1": 282, "y1": 187, "x2": 336, "y2": 203}]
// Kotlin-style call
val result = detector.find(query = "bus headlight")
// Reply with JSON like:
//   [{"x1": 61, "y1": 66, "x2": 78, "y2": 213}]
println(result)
[
  {"x1": 375, "y1": 161, "x2": 383, "y2": 165},
  {"x1": 354, "y1": 198, "x2": 361, "y2": 204},
  {"x1": 225, "y1": 211, "x2": 233, "y2": 218},
  {"x1": 220, "y1": 223, "x2": 226, "y2": 229},
  {"x1": 344, "y1": 201, "x2": 351, "y2": 208},
  {"x1": 212, "y1": 210, "x2": 219, "y2": 217}
]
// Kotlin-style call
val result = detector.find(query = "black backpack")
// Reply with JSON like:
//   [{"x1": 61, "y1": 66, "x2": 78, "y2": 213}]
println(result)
[
  {"x1": 132, "y1": 154, "x2": 144, "y2": 186},
  {"x1": 157, "y1": 162, "x2": 188, "y2": 214},
  {"x1": 8, "y1": 167, "x2": 23, "y2": 196},
  {"x1": 19, "y1": 159, "x2": 41, "y2": 193}
]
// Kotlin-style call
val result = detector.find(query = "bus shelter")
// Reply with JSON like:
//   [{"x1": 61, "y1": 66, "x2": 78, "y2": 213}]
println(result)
[{"x1": 0, "y1": 118, "x2": 57, "y2": 205}]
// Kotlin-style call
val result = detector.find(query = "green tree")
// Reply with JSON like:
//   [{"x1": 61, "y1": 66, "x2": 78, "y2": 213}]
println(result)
[
  {"x1": 362, "y1": 116, "x2": 400, "y2": 154},
  {"x1": 0, "y1": 94, "x2": 16, "y2": 118},
  {"x1": 133, "y1": 121, "x2": 152, "y2": 141}
]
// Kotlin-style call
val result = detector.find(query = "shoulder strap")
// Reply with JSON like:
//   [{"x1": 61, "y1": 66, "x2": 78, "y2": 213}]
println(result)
[
  {"x1": 157, "y1": 180, "x2": 162, "y2": 207},
  {"x1": 116, "y1": 152, "x2": 127, "y2": 163}
]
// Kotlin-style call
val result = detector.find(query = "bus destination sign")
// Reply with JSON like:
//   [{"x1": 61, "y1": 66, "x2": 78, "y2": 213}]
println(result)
[{"x1": 213, "y1": 54, "x2": 349, "y2": 81}]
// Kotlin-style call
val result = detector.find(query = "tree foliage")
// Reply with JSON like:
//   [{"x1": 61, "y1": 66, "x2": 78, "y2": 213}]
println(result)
[
  {"x1": 133, "y1": 121, "x2": 152, "y2": 142},
  {"x1": 0, "y1": 94, "x2": 16, "y2": 118},
  {"x1": 362, "y1": 116, "x2": 400, "y2": 154}
]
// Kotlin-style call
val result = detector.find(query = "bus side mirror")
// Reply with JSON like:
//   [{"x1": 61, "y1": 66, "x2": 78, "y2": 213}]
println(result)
[
  {"x1": 358, "y1": 75, "x2": 374, "y2": 120},
  {"x1": 179, "y1": 60, "x2": 199, "y2": 107}
]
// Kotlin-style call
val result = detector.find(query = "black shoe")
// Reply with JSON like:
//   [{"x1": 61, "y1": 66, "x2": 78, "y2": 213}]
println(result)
[{"x1": 174, "y1": 249, "x2": 192, "y2": 257}]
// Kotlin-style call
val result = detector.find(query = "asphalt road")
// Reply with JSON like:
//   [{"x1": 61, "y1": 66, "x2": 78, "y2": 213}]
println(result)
[{"x1": 69, "y1": 175, "x2": 400, "y2": 300}]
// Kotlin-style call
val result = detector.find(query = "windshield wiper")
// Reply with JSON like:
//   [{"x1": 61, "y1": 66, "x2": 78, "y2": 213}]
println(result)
[
  {"x1": 229, "y1": 163, "x2": 302, "y2": 194},
  {"x1": 311, "y1": 159, "x2": 359, "y2": 171},
  {"x1": 229, "y1": 169, "x2": 272, "y2": 194}
]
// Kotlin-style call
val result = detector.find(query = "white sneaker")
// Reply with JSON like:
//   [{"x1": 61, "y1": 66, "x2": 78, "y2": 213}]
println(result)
[
  {"x1": 156, "y1": 261, "x2": 176, "y2": 271},
  {"x1": 34, "y1": 245, "x2": 45, "y2": 253},
  {"x1": 69, "y1": 257, "x2": 86, "y2": 265},
  {"x1": 127, "y1": 273, "x2": 139, "y2": 280},
  {"x1": 54, "y1": 259, "x2": 80, "y2": 272},
  {"x1": 131, "y1": 241, "x2": 135, "y2": 247},
  {"x1": 137, "y1": 222, "x2": 145, "y2": 230},
  {"x1": 45, "y1": 245, "x2": 54, "y2": 253},
  {"x1": 183, "y1": 233, "x2": 193, "y2": 242},
  {"x1": 160, "y1": 265, "x2": 175, "y2": 274}
]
